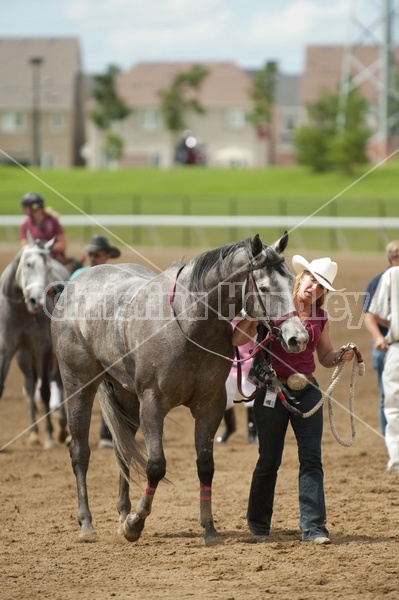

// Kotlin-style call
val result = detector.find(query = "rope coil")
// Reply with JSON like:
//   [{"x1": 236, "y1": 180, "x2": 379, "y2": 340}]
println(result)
[{"x1": 282, "y1": 343, "x2": 365, "y2": 446}]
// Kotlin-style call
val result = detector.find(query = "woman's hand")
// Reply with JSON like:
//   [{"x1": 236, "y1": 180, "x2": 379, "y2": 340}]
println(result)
[{"x1": 334, "y1": 345, "x2": 355, "y2": 364}]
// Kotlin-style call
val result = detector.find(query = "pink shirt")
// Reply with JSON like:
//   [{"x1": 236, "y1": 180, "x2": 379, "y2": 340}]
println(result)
[
  {"x1": 270, "y1": 307, "x2": 327, "y2": 377},
  {"x1": 20, "y1": 214, "x2": 64, "y2": 243}
]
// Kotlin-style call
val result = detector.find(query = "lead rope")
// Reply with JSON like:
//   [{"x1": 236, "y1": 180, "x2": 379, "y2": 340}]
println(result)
[{"x1": 294, "y1": 343, "x2": 365, "y2": 446}]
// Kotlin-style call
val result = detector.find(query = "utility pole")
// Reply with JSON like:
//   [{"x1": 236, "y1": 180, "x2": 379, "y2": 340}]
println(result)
[
  {"x1": 338, "y1": 0, "x2": 399, "y2": 160},
  {"x1": 30, "y1": 56, "x2": 43, "y2": 167}
]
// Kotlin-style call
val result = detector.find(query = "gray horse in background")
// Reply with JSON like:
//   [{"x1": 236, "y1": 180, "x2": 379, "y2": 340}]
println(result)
[
  {"x1": 52, "y1": 232, "x2": 309, "y2": 545},
  {"x1": 0, "y1": 233, "x2": 70, "y2": 448}
]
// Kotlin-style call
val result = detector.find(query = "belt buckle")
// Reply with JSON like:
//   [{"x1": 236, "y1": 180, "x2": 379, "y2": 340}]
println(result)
[{"x1": 286, "y1": 374, "x2": 308, "y2": 390}]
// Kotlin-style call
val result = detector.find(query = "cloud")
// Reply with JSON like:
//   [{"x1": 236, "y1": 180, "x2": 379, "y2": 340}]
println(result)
[{"x1": 6, "y1": 0, "x2": 363, "y2": 73}]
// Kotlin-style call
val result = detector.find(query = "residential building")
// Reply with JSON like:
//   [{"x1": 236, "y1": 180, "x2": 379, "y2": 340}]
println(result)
[
  {"x1": 86, "y1": 61, "x2": 263, "y2": 169},
  {"x1": 300, "y1": 44, "x2": 399, "y2": 158},
  {"x1": 0, "y1": 37, "x2": 86, "y2": 168}
]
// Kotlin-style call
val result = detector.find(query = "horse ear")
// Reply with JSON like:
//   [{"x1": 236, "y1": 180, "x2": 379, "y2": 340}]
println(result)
[
  {"x1": 251, "y1": 234, "x2": 263, "y2": 257},
  {"x1": 44, "y1": 237, "x2": 56, "y2": 251},
  {"x1": 273, "y1": 231, "x2": 289, "y2": 254}
]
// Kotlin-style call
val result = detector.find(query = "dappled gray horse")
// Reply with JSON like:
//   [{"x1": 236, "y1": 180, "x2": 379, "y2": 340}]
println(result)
[
  {"x1": 0, "y1": 234, "x2": 70, "y2": 448},
  {"x1": 52, "y1": 233, "x2": 308, "y2": 545}
]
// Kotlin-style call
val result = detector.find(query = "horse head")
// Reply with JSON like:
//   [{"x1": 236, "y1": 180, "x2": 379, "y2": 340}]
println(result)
[
  {"x1": 15, "y1": 232, "x2": 54, "y2": 314},
  {"x1": 243, "y1": 232, "x2": 309, "y2": 354}
]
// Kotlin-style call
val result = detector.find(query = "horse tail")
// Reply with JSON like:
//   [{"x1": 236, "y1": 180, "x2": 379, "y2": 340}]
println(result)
[{"x1": 97, "y1": 381, "x2": 148, "y2": 484}]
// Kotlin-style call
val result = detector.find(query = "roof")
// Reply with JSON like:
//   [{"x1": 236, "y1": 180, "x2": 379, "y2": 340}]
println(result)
[
  {"x1": 116, "y1": 61, "x2": 253, "y2": 108},
  {"x1": 0, "y1": 37, "x2": 82, "y2": 110},
  {"x1": 300, "y1": 44, "x2": 399, "y2": 103}
]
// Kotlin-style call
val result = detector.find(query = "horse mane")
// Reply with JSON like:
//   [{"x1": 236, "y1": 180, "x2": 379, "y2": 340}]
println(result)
[
  {"x1": 188, "y1": 240, "x2": 246, "y2": 293},
  {"x1": 188, "y1": 237, "x2": 287, "y2": 293}
]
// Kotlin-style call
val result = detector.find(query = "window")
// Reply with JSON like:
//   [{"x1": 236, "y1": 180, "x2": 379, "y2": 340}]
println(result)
[
  {"x1": 141, "y1": 108, "x2": 161, "y2": 131},
  {"x1": 41, "y1": 153, "x2": 55, "y2": 168},
  {"x1": 1, "y1": 112, "x2": 24, "y2": 133},
  {"x1": 51, "y1": 112, "x2": 64, "y2": 132},
  {"x1": 226, "y1": 109, "x2": 247, "y2": 128}
]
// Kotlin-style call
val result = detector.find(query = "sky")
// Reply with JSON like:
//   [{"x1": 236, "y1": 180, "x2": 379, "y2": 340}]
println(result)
[{"x1": 0, "y1": 0, "x2": 379, "y2": 75}]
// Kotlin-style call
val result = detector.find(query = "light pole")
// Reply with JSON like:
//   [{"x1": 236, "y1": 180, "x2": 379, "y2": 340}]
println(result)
[{"x1": 30, "y1": 56, "x2": 43, "y2": 167}]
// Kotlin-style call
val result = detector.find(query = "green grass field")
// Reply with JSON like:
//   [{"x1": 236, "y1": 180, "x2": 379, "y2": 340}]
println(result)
[{"x1": 1, "y1": 162, "x2": 398, "y2": 251}]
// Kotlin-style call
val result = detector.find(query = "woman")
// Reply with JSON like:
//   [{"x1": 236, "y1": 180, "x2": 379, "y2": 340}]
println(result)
[
  {"x1": 233, "y1": 255, "x2": 354, "y2": 545},
  {"x1": 19, "y1": 192, "x2": 66, "y2": 261}
]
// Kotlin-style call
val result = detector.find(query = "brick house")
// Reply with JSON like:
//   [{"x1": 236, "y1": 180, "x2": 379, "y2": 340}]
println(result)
[
  {"x1": 300, "y1": 44, "x2": 399, "y2": 158},
  {"x1": 0, "y1": 37, "x2": 86, "y2": 168},
  {"x1": 86, "y1": 61, "x2": 265, "y2": 169}
]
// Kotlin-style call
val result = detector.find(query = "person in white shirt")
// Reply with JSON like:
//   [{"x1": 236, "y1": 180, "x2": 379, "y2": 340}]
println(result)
[{"x1": 365, "y1": 265, "x2": 399, "y2": 473}]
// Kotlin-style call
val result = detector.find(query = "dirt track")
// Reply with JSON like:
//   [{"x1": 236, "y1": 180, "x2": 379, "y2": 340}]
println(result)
[{"x1": 1, "y1": 245, "x2": 398, "y2": 600}]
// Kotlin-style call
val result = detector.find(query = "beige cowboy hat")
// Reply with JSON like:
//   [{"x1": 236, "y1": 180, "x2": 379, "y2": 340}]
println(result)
[{"x1": 292, "y1": 255, "x2": 345, "y2": 292}]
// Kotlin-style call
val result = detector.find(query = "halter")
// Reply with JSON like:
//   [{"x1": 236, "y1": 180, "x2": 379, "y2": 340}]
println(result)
[{"x1": 13, "y1": 245, "x2": 51, "y2": 304}]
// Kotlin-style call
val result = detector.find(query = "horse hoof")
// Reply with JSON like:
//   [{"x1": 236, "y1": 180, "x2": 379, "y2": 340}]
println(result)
[
  {"x1": 44, "y1": 438, "x2": 57, "y2": 450},
  {"x1": 28, "y1": 432, "x2": 40, "y2": 446},
  {"x1": 205, "y1": 533, "x2": 224, "y2": 547},
  {"x1": 79, "y1": 526, "x2": 97, "y2": 542},
  {"x1": 123, "y1": 513, "x2": 145, "y2": 542}
]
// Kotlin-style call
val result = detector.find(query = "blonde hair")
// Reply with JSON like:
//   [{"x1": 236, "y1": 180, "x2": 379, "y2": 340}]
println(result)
[
  {"x1": 294, "y1": 271, "x2": 327, "y2": 308},
  {"x1": 386, "y1": 240, "x2": 399, "y2": 261},
  {"x1": 44, "y1": 206, "x2": 60, "y2": 219}
]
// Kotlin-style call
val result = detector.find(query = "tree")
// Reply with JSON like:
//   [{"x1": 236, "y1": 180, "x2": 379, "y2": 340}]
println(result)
[
  {"x1": 158, "y1": 65, "x2": 209, "y2": 146},
  {"x1": 90, "y1": 64, "x2": 131, "y2": 130},
  {"x1": 249, "y1": 61, "x2": 277, "y2": 165},
  {"x1": 90, "y1": 64, "x2": 131, "y2": 168},
  {"x1": 294, "y1": 87, "x2": 370, "y2": 173},
  {"x1": 103, "y1": 131, "x2": 124, "y2": 163}
]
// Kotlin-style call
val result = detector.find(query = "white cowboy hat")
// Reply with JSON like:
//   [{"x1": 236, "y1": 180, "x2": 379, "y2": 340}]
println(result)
[{"x1": 292, "y1": 255, "x2": 344, "y2": 292}]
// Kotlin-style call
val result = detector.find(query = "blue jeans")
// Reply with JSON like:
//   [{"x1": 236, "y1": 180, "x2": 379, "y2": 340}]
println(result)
[
  {"x1": 247, "y1": 382, "x2": 328, "y2": 541},
  {"x1": 371, "y1": 346, "x2": 386, "y2": 436}
]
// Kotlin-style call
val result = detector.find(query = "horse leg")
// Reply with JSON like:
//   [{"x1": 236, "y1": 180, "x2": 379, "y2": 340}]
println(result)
[
  {"x1": 123, "y1": 394, "x2": 166, "y2": 542},
  {"x1": 116, "y1": 468, "x2": 131, "y2": 535},
  {"x1": 55, "y1": 386, "x2": 68, "y2": 444},
  {"x1": 0, "y1": 347, "x2": 14, "y2": 399},
  {"x1": 16, "y1": 350, "x2": 40, "y2": 446},
  {"x1": 38, "y1": 373, "x2": 55, "y2": 450},
  {"x1": 51, "y1": 362, "x2": 68, "y2": 444},
  {"x1": 65, "y1": 374, "x2": 98, "y2": 540},
  {"x1": 192, "y1": 401, "x2": 226, "y2": 547}
]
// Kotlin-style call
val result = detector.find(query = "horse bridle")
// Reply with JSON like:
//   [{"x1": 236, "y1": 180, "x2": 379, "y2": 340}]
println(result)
[
  {"x1": 13, "y1": 247, "x2": 52, "y2": 305},
  {"x1": 243, "y1": 250, "x2": 298, "y2": 345},
  {"x1": 168, "y1": 252, "x2": 298, "y2": 363}
]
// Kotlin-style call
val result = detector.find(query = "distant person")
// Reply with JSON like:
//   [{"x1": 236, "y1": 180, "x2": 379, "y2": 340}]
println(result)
[
  {"x1": 366, "y1": 262, "x2": 399, "y2": 473},
  {"x1": 363, "y1": 241, "x2": 399, "y2": 436},
  {"x1": 19, "y1": 192, "x2": 66, "y2": 262},
  {"x1": 70, "y1": 235, "x2": 121, "y2": 449}
]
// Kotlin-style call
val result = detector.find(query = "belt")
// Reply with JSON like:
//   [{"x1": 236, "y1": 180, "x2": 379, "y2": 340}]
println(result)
[{"x1": 277, "y1": 373, "x2": 315, "y2": 390}]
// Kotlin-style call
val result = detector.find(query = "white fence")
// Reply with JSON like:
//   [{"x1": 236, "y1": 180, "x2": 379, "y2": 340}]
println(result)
[
  {"x1": 1, "y1": 214, "x2": 396, "y2": 251},
  {"x1": 1, "y1": 214, "x2": 398, "y2": 228}
]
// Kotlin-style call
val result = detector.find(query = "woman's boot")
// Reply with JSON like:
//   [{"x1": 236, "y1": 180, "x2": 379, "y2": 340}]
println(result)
[
  {"x1": 247, "y1": 406, "x2": 257, "y2": 444},
  {"x1": 216, "y1": 408, "x2": 237, "y2": 443}
]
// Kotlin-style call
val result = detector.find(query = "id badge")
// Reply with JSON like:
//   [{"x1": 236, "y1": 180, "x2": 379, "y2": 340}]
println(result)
[{"x1": 264, "y1": 385, "x2": 277, "y2": 408}]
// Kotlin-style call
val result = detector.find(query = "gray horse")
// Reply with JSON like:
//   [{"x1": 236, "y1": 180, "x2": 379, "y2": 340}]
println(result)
[
  {"x1": 51, "y1": 232, "x2": 308, "y2": 545},
  {"x1": 0, "y1": 233, "x2": 70, "y2": 448}
]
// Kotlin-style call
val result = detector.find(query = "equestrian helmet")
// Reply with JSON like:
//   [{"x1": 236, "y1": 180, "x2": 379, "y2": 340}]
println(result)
[{"x1": 21, "y1": 192, "x2": 45, "y2": 209}]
